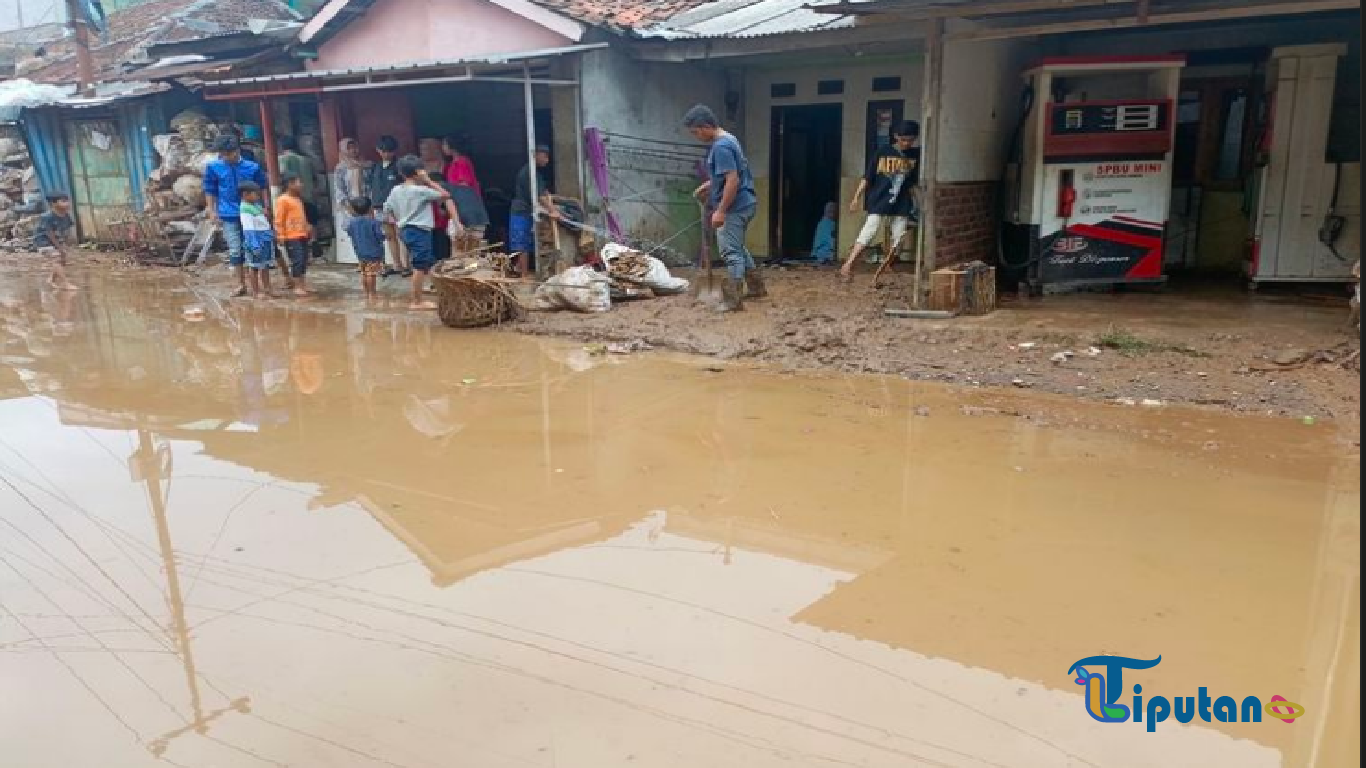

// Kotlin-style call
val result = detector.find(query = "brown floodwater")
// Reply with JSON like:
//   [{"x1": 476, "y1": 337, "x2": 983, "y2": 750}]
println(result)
[{"x1": 0, "y1": 271, "x2": 1358, "y2": 767}]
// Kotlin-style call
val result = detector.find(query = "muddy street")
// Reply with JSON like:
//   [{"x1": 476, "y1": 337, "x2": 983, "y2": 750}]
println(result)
[{"x1": 0, "y1": 269, "x2": 1359, "y2": 767}]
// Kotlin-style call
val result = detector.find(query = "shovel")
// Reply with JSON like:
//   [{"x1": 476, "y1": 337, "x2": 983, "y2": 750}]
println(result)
[{"x1": 690, "y1": 201, "x2": 724, "y2": 306}]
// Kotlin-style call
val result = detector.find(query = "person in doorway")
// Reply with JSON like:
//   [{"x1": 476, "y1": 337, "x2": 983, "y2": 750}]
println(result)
[
  {"x1": 383, "y1": 155, "x2": 462, "y2": 310},
  {"x1": 685, "y1": 104, "x2": 763, "y2": 311},
  {"x1": 368, "y1": 135, "x2": 409, "y2": 276},
  {"x1": 33, "y1": 193, "x2": 77, "y2": 291},
  {"x1": 510, "y1": 144, "x2": 557, "y2": 274},
  {"x1": 839, "y1": 120, "x2": 921, "y2": 283},
  {"x1": 277, "y1": 135, "x2": 318, "y2": 227},
  {"x1": 443, "y1": 133, "x2": 490, "y2": 245},
  {"x1": 811, "y1": 202, "x2": 838, "y2": 266},
  {"x1": 204, "y1": 134, "x2": 268, "y2": 298},
  {"x1": 346, "y1": 196, "x2": 386, "y2": 302},
  {"x1": 332, "y1": 137, "x2": 371, "y2": 263},
  {"x1": 237, "y1": 182, "x2": 277, "y2": 298},
  {"x1": 275, "y1": 172, "x2": 313, "y2": 297}
]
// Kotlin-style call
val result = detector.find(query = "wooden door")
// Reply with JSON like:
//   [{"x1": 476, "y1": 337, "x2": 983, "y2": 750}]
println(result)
[{"x1": 63, "y1": 118, "x2": 134, "y2": 242}]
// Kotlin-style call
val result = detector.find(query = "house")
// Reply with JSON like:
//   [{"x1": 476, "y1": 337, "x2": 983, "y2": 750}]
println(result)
[{"x1": 14, "y1": 0, "x2": 304, "y2": 242}]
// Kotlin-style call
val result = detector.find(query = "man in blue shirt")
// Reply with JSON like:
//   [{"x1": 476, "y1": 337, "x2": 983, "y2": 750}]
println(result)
[
  {"x1": 686, "y1": 104, "x2": 764, "y2": 312},
  {"x1": 203, "y1": 134, "x2": 268, "y2": 297}
]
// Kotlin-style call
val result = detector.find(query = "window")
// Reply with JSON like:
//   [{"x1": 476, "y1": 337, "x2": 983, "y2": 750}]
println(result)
[
  {"x1": 770, "y1": 83, "x2": 797, "y2": 98},
  {"x1": 817, "y1": 79, "x2": 845, "y2": 96},
  {"x1": 872, "y1": 76, "x2": 902, "y2": 92}
]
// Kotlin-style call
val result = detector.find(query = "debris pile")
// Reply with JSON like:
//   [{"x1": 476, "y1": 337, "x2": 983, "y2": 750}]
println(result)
[
  {"x1": 143, "y1": 109, "x2": 222, "y2": 251},
  {"x1": 601, "y1": 243, "x2": 689, "y2": 296},
  {"x1": 0, "y1": 128, "x2": 41, "y2": 251}
]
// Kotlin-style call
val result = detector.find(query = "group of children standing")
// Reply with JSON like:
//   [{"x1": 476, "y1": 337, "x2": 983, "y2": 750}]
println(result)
[{"x1": 207, "y1": 134, "x2": 463, "y2": 310}]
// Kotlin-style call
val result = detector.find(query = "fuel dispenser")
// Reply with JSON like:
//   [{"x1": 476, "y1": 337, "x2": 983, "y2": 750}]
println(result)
[{"x1": 1008, "y1": 56, "x2": 1185, "y2": 292}]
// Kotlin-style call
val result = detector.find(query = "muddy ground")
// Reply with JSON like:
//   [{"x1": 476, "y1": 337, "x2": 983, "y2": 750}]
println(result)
[
  {"x1": 518, "y1": 266, "x2": 1361, "y2": 438},
  {"x1": 5, "y1": 250, "x2": 1359, "y2": 439}
]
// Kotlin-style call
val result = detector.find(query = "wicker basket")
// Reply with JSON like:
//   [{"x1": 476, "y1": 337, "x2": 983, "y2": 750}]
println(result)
[{"x1": 432, "y1": 262, "x2": 522, "y2": 328}]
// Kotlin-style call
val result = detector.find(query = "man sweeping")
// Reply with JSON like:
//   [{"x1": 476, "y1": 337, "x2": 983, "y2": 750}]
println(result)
[
  {"x1": 686, "y1": 104, "x2": 765, "y2": 312},
  {"x1": 839, "y1": 120, "x2": 922, "y2": 283}
]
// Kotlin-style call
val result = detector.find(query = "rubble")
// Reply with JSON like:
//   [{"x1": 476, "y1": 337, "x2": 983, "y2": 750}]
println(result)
[
  {"x1": 142, "y1": 109, "x2": 224, "y2": 252},
  {"x1": 0, "y1": 125, "x2": 37, "y2": 250}
]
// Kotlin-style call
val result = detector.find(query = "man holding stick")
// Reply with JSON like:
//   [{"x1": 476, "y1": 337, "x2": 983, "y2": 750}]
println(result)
[{"x1": 840, "y1": 120, "x2": 921, "y2": 283}]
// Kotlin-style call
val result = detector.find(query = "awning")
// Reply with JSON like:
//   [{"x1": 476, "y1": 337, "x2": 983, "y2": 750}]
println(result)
[{"x1": 202, "y1": 42, "x2": 609, "y2": 100}]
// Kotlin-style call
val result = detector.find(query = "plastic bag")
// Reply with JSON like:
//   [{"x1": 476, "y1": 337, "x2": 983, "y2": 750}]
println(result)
[
  {"x1": 533, "y1": 266, "x2": 611, "y2": 313},
  {"x1": 601, "y1": 242, "x2": 689, "y2": 295}
]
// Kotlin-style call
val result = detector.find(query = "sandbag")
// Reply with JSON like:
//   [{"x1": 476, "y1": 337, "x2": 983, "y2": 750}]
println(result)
[
  {"x1": 533, "y1": 266, "x2": 611, "y2": 313},
  {"x1": 601, "y1": 242, "x2": 689, "y2": 295},
  {"x1": 172, "y1": 174, "x2": 204, "y2": 207}
]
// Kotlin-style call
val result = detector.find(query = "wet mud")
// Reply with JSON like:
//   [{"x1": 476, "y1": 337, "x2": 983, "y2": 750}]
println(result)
[
  {"x1": 0, "y1": 268, "x2": 1359, "y2": 767},
  {"x1": 518, "y1": 269, "x2": 1362, "y2": 439}
]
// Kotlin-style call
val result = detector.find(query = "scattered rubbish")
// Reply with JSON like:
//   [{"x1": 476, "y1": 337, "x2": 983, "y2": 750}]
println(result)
[
  {"x1": 1085, "y1": 346, "x2": 1103, "y2": 357},
  {"x1": 960, "y1": 405, "x2": 1001, "y2": 417},
  {"x1": 1141, "y1": 399, "x2": 1165, "y2": 407},
  {"x1": 914, "y1": 406, "x2": 932, "y2": 417},
  {"x1": 1012, "y1": 378, "x2": 1029, "y2": 387},
  {"x1": 601, "y1": 243, "x2": 690, "y2": 295},
  {"x1": 461, "y1": 378, "x2": 477, "y2": 386},
  {"x1": 1116, "y1": 397, "x2": 1138, "y2": 406},
  {"x1": 1303, "y1": 416, "x2": 1316, "y2": 426},
  {"x1": 1203, "y1": 441, "x2": 1221, "y2": 451},
  {"x1": 704, "y1": 365, "x2": 725, "y2": 373},
  {"x1": 181, "y1": 306, "x2": 206, "y2": 322},
  {"x1": 1050, "y1": 351, "x2": 1073, "y2": 364},
  {"x1": 1195, "y1": 371, "x2": 1208, "y2": 378},
  {"x1": 885, "y1": 309, "x2": 955, "y2": 319},
  {"x1": 607, "y1": 340, "x2": 652, "y2": 355},
  {"x1": 1017, "y1": 342, "x2": 1038, "y2": 350},
  {"x1": 583, "y1": 344, "x2": 608, "y2": 356}
]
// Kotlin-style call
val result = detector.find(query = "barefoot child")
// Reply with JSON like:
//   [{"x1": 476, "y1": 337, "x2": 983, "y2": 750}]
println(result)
[
  {"x1": 34, "y1": 194, "x2": 77, "y2": 290},
  {"x1": 383, "y1": 156, "x2": 462, "y2": 310},
  {"x1": 275, "y1": 172, "x2": 313, "y2": 297},
  {"x1": 238, "y1": 182, "x2": 277, "y2": 298},
  {"x1": 346, "y1": 196, "x2": 386, "y2": 301}
]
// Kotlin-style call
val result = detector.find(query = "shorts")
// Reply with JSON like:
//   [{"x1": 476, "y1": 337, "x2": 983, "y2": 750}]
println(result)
[
  {"x1": 400, "y1": 226, "x2": 436, "y2": 272},
  {"x1": 244, "y1": 245, "x2": 275, "y2": 270},
  {"x1": 509, "y1": 213, "x2": 534, "y2": 255},
  {"x1": 37, "y1": 246, "x2": 65, "y2": 266},
  {"x1": 358, "y1": 259, "x2": 385, "y2": 277},
  {"x1": 855, "y1": 214, "x2": 913, "y2": 248},
  {"x1": 284, "y1": 239, "x2": 309, "y2": 278}
]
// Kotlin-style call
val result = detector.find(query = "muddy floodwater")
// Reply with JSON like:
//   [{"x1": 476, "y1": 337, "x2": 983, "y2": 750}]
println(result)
[{"x1": 0, "y1": 272, "x2": 1359, "y2": 767}]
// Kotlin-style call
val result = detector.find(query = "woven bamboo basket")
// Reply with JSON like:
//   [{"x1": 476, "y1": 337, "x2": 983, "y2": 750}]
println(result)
[{"x1": 432, "y1": 260, "x2": 522, "y2": 328}]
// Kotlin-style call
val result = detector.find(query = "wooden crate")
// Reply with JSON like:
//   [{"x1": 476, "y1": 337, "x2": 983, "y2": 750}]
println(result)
[{"x1": 928, "y1": 265, "x2": 996, "y2": 315}]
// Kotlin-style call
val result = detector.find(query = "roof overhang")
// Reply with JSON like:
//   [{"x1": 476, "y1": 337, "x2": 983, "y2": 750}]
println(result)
[
  {"x1": 814, "y1": 0, "x2": 1360, "y2": 41},
  {"x1": 201, "y1": 42, "x2": 607, "y2": 100},
  {"x1": 300, "y1": 0, "x2": 585, "y2": 48}
]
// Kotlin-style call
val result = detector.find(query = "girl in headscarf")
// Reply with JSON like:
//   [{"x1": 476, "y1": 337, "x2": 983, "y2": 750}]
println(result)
[{"x1": 442, "y1": 134, "x2": 490, "y2": 246}]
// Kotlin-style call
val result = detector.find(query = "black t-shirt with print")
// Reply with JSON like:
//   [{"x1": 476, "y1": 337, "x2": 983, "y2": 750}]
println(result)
[{"x1": 862, "y1": 146, "x2": 920, "y2": 216}]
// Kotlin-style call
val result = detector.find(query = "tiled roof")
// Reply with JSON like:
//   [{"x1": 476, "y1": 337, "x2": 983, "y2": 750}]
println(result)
[
  {"x1": 23, "y1": 0, "x2": 299, "y2": 84},
  {"x1": 525, "y1": 0, "x2": 716, "y2": 30}
]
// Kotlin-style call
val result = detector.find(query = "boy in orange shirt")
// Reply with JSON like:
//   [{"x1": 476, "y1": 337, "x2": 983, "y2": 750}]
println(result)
[{"x1": 274, "y1": 172, "x2": 313, "y2": 297}]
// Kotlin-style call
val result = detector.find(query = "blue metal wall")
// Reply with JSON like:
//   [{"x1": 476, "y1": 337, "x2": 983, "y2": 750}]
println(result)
[
  {"x1": 20, "y1": 96, "x2": 167, "y2": 209},
  {"x1": 19, "y1": 107, "x2": 72, "y2": 199}
]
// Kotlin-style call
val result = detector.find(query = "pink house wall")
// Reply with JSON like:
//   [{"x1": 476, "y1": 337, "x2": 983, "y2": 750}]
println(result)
[{"x1": 312, "y1": 0, "x2": 573, "y2": 70}]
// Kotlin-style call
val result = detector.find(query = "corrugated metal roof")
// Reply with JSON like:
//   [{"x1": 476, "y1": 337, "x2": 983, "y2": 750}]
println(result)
[
  {"x1": 639, "y1": 0, "x2": 854, "y2": 39},
  {"x1": 208, "y1": 42, "x2": 609, "y2": 85}
]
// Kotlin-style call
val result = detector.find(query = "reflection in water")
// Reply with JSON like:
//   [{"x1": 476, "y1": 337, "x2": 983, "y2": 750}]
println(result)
[{"x1": 0, "y1": 272, "x2": 1359, "y2": 767}]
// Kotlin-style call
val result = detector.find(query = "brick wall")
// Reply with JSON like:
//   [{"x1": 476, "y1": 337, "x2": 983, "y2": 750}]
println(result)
[{"x1": 934, "y1": 181, "x2": 998, "y2": 267}]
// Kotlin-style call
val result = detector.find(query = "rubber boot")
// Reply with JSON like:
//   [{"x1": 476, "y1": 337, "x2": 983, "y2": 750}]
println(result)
[
  {"x1": 717, "y1": 278, "x2": 745, "y2": 312},
  {"x1": 743, "y1": 268, "x2": 768, "y2": 299}
]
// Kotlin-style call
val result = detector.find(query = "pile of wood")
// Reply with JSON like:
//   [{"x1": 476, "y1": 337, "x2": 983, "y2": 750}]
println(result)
[
  {"x1": 0, "y1": 128, "x2": 41, "y2": 251},
  {"x1": 142, "y1": 109, "x2": 223, "y2": 253}
]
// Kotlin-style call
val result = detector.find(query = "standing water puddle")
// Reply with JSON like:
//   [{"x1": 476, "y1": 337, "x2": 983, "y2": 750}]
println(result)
[{"x1": 0, "y1": 273, "x2": 1358, "y2": 767}]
